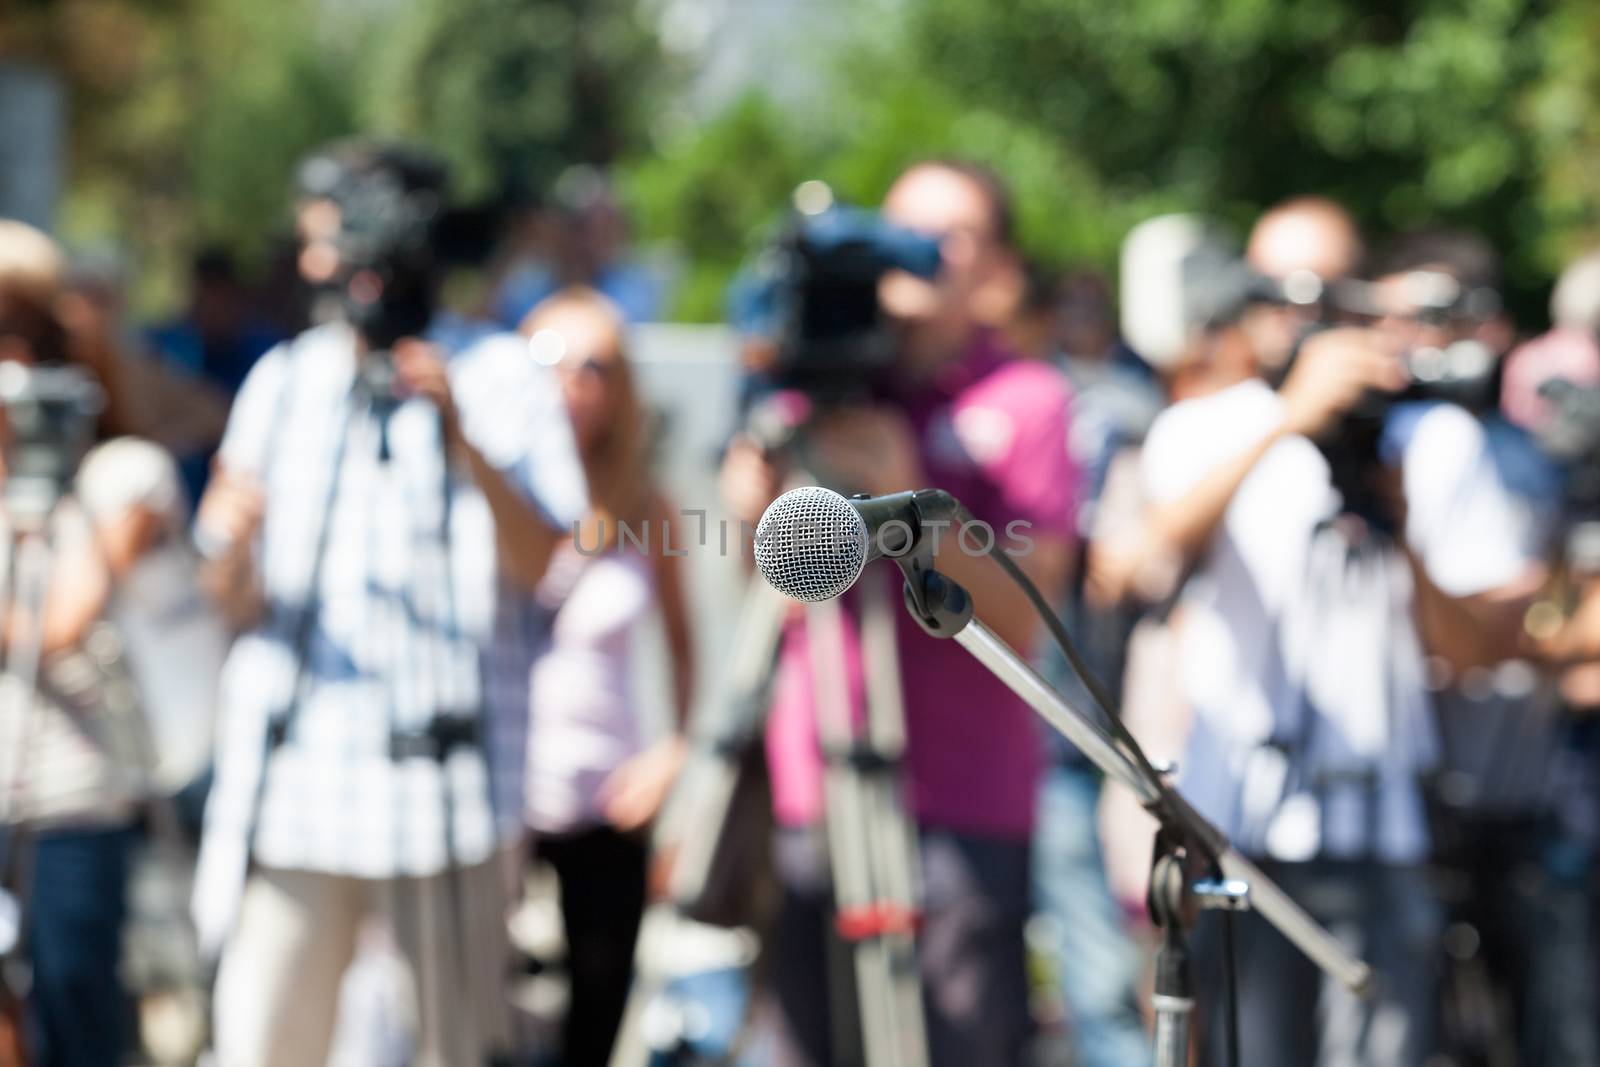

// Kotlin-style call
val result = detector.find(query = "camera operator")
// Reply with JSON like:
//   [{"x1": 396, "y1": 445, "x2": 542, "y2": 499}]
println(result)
[
  {"x1": 0, "y1": 220, "x2": 194, "y2": 1067},
  {"x1": 720, "y1": 160, "x2": 1078, "y2": 1067},
  {"x1": 1367, "y1": 231, "x2": 1598, "y2": 1067},
  {"x1": 1135, "y1": 200, "x2": 1540, "y2": 1067},
  {"x1": 1509, "y1": 251, "x2": 1600, "y2": 680},
  {"x1": 1236, "y1": 196, "x2": 1366, "y2": 374},
  {"x1": 194, "y1": 142, "x2": 586, "y2": 1067}
]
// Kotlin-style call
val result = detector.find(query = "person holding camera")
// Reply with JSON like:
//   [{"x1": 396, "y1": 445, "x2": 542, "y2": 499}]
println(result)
[
  {"x1": 1390, "y1": 233, "x2": 1600, "y2": 1067},
  {"x1": 1132, "y1": 199, "x2": 1541, "y2": 1066},
  {"x1": 194, "y1": 143, "x2": 586, "y2": 1067},
  {"x1": 0, "y1": 220, "x2": 198, "y2": 1067},
  {"x1": 721, "y1": 160, "x2": 1079, "y2": 1067}
]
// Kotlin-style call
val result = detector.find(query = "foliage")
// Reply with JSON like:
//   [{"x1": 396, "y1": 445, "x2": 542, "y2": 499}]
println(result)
[
  {"x1": 624, "y1": 0, "x2": 1600, "y2": 323},
  {"x1": 32, "y1": 0, "x2": 667, "y2": 312},
  {"x1": 367, "y1": 0, "x2": 667, "y2": 204},
  {"x1": 620, "y1": 95, "x2": 819, "y2": 321},
  {"x1": 28, "y1": 0, "x2": 1600, "y2": 324},
  {"x1": 899, "y1": 0, "x2": 1600, "y2": 318},
  {"x1": 619, "y1": 35, "x2": 1190, "y2": 321}
]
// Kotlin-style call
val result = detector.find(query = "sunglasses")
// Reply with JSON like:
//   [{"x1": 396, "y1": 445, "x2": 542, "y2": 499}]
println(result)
[{"x1": 530, "y1": 327, "x2": 622, "y2": 378}]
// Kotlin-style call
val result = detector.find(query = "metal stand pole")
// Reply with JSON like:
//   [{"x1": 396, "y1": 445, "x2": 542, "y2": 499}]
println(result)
[
  {"x1": 872, "y1": 558, "x2": 1370, "y2": 1067},
  {"x1": 1146, "y1": 833, "x2": 1251, "y2": 1067},
  {"x1": 1150, "y1": 863, "x2": 1194, "y2": 1067},
  {"x1": 943, "y1": 616, "x2": 1371, "y2": 995}
]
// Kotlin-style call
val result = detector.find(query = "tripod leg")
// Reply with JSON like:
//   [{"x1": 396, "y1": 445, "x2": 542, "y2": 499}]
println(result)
[
  {"x1": 856, "y1": 579, "x2": 930, "y2": 1067},
  {"x1": 663, "y1": 574, "x2": 790, "y2": 915},
  {"x1": 809, "y1": 596, "x2": 882, "y2": 1067},
  {"x1": 0, "y1": 531, "x2": 55, "y2": 919},
  {"x1": 2, "y1": 534, "x2": 51, "y2": 823},
  {"x1": 0, "y1": 530, "x2": 24, "y2": 847},
  {"x1": 807, "y1": 588, "x2": 930, "y2": 1067},
  {"x1": 0, "y1": 530, "x2": 37, "y2": 970}
]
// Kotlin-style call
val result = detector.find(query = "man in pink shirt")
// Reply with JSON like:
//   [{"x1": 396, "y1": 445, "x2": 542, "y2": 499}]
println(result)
[{"x1": 721, "y1": 160, "x2": 1079, "y2": 1066}]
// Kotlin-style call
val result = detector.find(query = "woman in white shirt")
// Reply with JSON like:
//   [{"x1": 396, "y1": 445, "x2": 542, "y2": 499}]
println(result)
[{"x1": 520, "y1": 286, "x2": 694, "y2": 1067}]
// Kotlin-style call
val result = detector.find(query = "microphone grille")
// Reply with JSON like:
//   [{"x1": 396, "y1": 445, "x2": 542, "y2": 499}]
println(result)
[{"x1": 754, "y1": 487, "x2": 869, "y2": 602}]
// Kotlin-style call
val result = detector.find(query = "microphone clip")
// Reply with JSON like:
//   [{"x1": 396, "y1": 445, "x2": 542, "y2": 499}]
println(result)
[{"x1": 893, "y1": 543, "x2": 972, "y2": 639}]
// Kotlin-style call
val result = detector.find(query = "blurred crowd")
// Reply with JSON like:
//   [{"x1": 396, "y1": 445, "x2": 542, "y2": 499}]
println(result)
[{"x1": 1, "y1": 140, "x2": 1600, "y2": 1067}]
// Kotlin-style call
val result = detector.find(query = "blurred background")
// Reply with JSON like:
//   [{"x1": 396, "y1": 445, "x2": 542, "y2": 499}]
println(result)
[
  {"x1": 7, "y1": 0, "x2": 1600, "y2": 330},
  {"x1": 7, "y1": 4, "x2": 1600, "y2": 1067}
]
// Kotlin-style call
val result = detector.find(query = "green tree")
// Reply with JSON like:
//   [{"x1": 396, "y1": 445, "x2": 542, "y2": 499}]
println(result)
[
  {"x1": 366, "y1": 0, "x2": 668, "y2": 203},
  {"x1": 39, "y1": 0, "x2": 670, "y2": 312},
  {"x1": 625, "y1": 0, "x2": 1600, "y2": 323},
  {"x1": 905, "y1": 0, "x2": 1600, "y2": 315},
  {"x1": 621, "y1": 94, "x2": 820, "y2": 321}
]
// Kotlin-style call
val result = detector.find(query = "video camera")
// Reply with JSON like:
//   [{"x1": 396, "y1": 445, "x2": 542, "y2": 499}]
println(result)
[
  {"x1": 736, "y1": 182, "x2": 942, "y2": 402},
  {"x1": 1123, "y1": 214, "x2": 1509, "y2": 535},
  {"x1": 0, "y1": 362, "x2": 104, "y2": 528}
]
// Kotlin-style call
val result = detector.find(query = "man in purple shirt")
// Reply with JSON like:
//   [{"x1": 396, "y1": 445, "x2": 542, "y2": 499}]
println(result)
[{"x1": 721, "y1": 160, "x2": 1079, "y2": 1066}]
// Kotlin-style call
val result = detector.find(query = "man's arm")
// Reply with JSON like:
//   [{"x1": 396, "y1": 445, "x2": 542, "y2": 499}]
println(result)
[
  {"x1": 1408, "y1": 549, "x2": 1542, "y2": 672},
  {"x1": 195, "y1": 469, "x2": 266, "y2": 629},
  {"x1": 1398, "y1": 404, "x2": 1550, "y2": 673},
  {"x1": 395, "y1": 339, "x2": 570, "y2": 591},
  {"x1": 1532, "y1": 577, "x2": 1600, "y2": 666},
  {"x1": 1141, "y1": 328, "x2": 1406, "y2": 573},
  {"x1": 193, "y1": 342, "x2": 292, "y2": 630},
  {"x1": 464, "y1": 439, "x2": 564, "y2": 590}
]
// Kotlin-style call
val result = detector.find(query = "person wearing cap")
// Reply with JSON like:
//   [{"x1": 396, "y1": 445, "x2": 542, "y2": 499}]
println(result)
[
  {"x1": 0, "y1": 218, "x2": 195, "y2": 1067},
  {"x1": 194, "y1": 143, "x2": 586, "y2": 1067}
]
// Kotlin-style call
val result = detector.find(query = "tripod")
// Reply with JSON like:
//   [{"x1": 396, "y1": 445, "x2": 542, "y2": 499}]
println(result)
[
  {"x1": 0, "y1": 500, "x2": 69, "y2": 1067},
  {"x1": 0, "y1": 506, "x2": 61, "y2": 940},
  {"x1": 0, "y1": 463, "x2": 201, "y2": 1067},
  {"x1": 665, "y1": 489, "x2": 929, "y2": 1067}
]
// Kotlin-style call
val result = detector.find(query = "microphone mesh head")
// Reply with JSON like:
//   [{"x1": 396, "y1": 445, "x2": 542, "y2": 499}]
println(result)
[{"x1": 754, "y1": 487, "x2": 869, "y2": 602}]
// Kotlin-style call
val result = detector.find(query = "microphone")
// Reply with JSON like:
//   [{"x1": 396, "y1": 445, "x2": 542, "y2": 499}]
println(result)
[{"x1": 753, "y1": 486, "x2": 960, "y2": 602}]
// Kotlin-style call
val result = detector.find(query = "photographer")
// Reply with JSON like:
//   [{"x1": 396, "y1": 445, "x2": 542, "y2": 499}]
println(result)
[
  {"x1": 0, "y1": 220, "x2": 190, "y2": 1067},
  {"x1": 1373, "y1": 232, "x2": 1598, "y2": 1067},
  {"x1": 1135, "y1": 201, "x2": 1540, "y2": 1066},
  {"x1": 720, "y1": 160, "x2": 1078, "y2": 1067},
  {"x1": 194, "y1": 143, "x2": 586, "y2": 1067}
]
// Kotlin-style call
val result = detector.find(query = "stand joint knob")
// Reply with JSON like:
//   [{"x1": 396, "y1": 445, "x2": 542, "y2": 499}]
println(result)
[{"x1": 1191, "y1": 878, "x2": 1251, "y2": 912}]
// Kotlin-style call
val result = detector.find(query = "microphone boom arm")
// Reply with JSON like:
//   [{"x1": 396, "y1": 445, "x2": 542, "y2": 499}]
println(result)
[
  {"x1": 893, "y1": 560, "x2": 1373, "y2": 997},
  {"x1": 754, "y1": 483, "x2": 1373, "y2": 1065}
]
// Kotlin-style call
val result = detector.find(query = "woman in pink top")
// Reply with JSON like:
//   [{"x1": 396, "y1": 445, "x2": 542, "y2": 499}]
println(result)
[{"x1": 520, "y1": 287, "x2": 694, "y2": 1067}]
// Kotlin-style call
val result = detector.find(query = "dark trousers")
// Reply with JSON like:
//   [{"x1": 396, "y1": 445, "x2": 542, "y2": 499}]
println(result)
[
  {"x1": 765, "y1": 825, "x2": 1032, "y2": 1067},
  {"x1": 534, "y1": 825, "x2": 649, "y2": 1067},
  {"x1": 25, "y1": 824, "x2": 134, "y2": 1067},
  {"x1": 1194, "y1": 860, "x2": 1440, "y2": 1067},
  {"x1": 1438, "y1": 816, "x2": 1598, "y2": 1067}
]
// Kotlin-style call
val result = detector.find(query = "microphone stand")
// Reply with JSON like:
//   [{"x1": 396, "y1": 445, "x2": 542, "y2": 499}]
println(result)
[
  {"x1": 663, "y1": 477, "x2": 930, "y2": 1067},
  {"x1": 883, "y1": 541, "x2": 1372, "y2": 1067}
]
